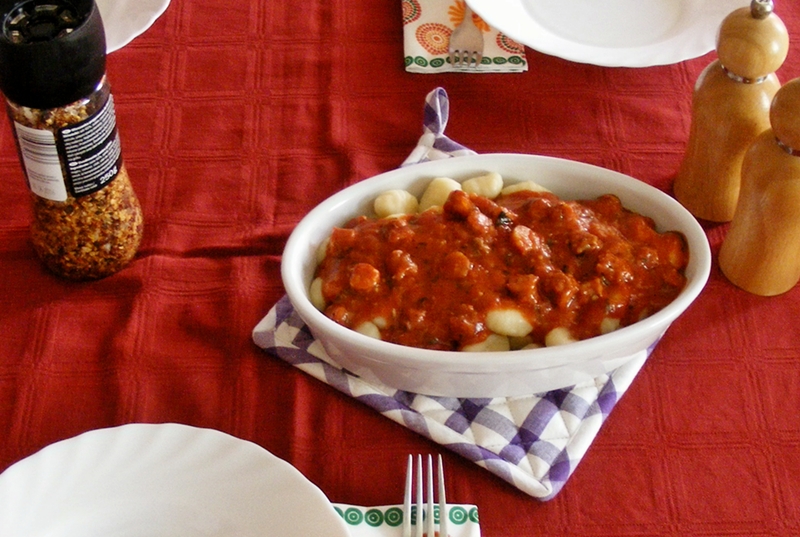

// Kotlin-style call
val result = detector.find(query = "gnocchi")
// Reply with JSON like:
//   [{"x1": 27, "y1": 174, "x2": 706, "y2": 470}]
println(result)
[
  {"x1": 462, "y1": 333, "x2": 511, "y2": 352},
  {"x1": 309, "y1": 277, "x2": 326, "y2": 311},
  {"x1": 311, "y1": 171, "x2": 688, "y2": 353},
  {"x1": 418, "y1": 177, "x2": 462, "y2": 212},
  {"x1": 462, "y1": 172, "x2": 503, "y2": 199},
  {"x1": 500, "y1": 180, "x2": 551, "y2": 196},
  {"x1": 374, "y1": 189, "x2": 419, "y2": 218},
  {"x1": 486, "y1": 308, "x2": 533, "y2": 338},
  {"x1": 544, "y1": 327, "x2": 578, "y2": 347},
  {"x1": 355, "y1": 321, "x2": 382, "y2": 340}
]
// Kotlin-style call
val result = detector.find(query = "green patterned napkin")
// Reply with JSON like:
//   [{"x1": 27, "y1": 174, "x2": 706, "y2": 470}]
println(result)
[
  {"x1": 333, "y1": 503, "x2": 481, "y2": 536},
  {"x1": 402, "y1": 0, "x2": 528, "y2": 73}
]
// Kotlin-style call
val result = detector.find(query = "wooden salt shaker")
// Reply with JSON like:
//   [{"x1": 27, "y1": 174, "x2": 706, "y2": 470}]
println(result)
[
  {"x1": 673, "y1": 0, "x2": 788, "y2": 222},
  {"x1": 718, "y1": 78, "x2": 800, "y2": 296}
]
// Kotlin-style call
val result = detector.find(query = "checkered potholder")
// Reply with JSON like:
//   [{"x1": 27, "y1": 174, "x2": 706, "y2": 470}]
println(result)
[
  {"x1": 252, "y1": 87, "x2": 650, "y2": 500},
  {"x1": 253, "y1": 296, "x2": 649, "y2": 500}
]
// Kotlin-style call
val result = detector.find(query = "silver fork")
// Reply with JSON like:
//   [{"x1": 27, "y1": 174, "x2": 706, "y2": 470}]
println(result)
[
  {"x1": 403, "y1": 454, "x2": 448, "y2": 537},
  {"x1": 448, "y1": 5, "x2": 484, "y2": 69}
]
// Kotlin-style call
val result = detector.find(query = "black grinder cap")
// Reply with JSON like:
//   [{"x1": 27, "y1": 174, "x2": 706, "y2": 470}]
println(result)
[{"x1": 0, "y1": 0, "x2": 106, "y2": 109}]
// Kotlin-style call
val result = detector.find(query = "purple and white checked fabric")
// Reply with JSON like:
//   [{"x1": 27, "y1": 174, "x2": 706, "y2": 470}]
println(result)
[
  {"x1": 253, "y1": 296, "x2": 647, "y2": 500},
  {"x1": 253, "y1": 87, "x2": 649, "y2": 500},
  {"x1": 401, "y1": 87, "x2": 477, "y2": 166}
]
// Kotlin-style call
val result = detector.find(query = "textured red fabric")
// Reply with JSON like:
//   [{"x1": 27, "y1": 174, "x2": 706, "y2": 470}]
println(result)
[{"x1": 2, "y1": 1, "x2": 800, "y2": 535}]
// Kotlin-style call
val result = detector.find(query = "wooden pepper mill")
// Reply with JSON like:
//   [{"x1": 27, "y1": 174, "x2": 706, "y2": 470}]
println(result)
[
  {"x1": 718, "y1": 78, "x2": 800, "y2": 296},
  {"x1": 674, "y1": 0, "x2": 788, "y2": 222}
]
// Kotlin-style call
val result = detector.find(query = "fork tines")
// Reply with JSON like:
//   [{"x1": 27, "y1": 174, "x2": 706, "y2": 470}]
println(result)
[
  {"x1": 449, "y1": 50, "x2": 483, "y2": 69},
  {"x1": 403, "y1": 454, "x2": 448, "y2": 537}
]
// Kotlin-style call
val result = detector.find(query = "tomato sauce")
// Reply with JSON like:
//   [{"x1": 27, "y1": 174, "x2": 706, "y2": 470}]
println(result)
[{"x1": 314, "y1": 189, "x2": 689, "y2": 351}]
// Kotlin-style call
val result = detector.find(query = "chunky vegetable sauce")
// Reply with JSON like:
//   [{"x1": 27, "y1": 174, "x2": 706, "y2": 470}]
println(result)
[{"x1": 314, "y1": 189, "x2": 689, "y2": 351}]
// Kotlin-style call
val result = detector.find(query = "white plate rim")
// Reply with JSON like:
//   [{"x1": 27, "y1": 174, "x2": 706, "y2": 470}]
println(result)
[
  {"x1": 97, "y1": 0, "x2": 171, "y2": 53},
  {"x1": 469, "y1": 0, "x2": 745, "y2": 67},
  {"x1": 0, "y1": 423, "x2": 351, "y2": 537}
]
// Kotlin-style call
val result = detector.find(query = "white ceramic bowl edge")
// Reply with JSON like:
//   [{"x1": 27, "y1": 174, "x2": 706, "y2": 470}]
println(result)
[{"x1": 281, "y1": 154, "x2": 711, "y2": 397}]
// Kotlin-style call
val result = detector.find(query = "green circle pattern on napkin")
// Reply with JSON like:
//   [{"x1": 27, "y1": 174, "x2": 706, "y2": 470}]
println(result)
[{"x1": 334, "y1": 504, "x2": 480, "y2": 536}]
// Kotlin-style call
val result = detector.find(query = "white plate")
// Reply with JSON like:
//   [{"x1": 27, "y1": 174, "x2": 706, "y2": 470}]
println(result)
[
  {"x1": 469, "y1": 0, "x2": 745, "y2": 67},
  {"x1": 97, "y1": 0, "x2": 171, "y2": 53},
  {"x1": 0, "y1": 423, "x2": 351, "y2": 537}
]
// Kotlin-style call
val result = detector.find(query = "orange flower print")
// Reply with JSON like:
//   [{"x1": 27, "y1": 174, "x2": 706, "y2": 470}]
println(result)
[
  {"x1": 496, "y1": 33, "x2": 525, "y2": 55},
  {"x1": 448, "y1": 0, "x2": 490, "y2": 33},
  {"x1": 402, "y1": 0, "x2": 422, "y2": 25},
  {"x1": 416, "y1": 23, "x2": 451, "y2": 55}
]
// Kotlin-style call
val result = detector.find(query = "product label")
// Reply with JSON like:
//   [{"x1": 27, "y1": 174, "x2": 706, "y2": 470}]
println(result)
[
  {"x1": 56, "y1": 94, "x2": 123, "y2": 198},
  {"x1": 14, "y1": 122, "x2": 69, "y2": 202},
  {"x1": 12, "y1": 93, "x2": 123, "y2": 202}
]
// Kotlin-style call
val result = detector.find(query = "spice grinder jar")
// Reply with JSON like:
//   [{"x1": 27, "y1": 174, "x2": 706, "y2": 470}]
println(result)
[{"x1": 0, "y1": 0, "x2": 143, "y2": 279}]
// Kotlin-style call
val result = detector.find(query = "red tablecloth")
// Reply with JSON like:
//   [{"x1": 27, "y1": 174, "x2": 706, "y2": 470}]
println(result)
[{"x1": 2, "y1": 1, "x2": 800, "y2": 535}]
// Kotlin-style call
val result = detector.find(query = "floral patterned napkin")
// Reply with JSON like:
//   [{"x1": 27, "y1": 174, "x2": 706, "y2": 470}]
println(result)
[{"x1": 403, "y1": 0, "x2": 528, "y2": 73}]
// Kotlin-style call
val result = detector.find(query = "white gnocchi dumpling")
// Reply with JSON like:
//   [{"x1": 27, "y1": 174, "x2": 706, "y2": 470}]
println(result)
[
  {"x1": 418, "y1": 177, "x2": 462, "y2": 212},
  {"x1": 462, "y1": 172, "x2": 504, "y2": 199},
  {"x1": 355, "y1": 321, "x2": 382, "y2": 340},
  {"x1": 315, "y1": 237, "x2": 330, "y2": 265},
  {"x1": 374, "y1": 189, "x2": 419, "y2": 218},
  {"x1": 544, "y1": 327, "x2": 578, "y2": 347},
  {"x1": 600, "y1": 317, "x2": 621, "y2": 335},
  {"x1": 309, "y1": 277, "x2": 326, "y2": 311},
  {"x1": 486, "y1": 308, "x2": 533, "y2": 338},
  {"x1": 500, "y1": 180, "x2": 551, "y2": 196},
  {"x1": 462, "y1": 333, "x2": 511, "y2": 352}
]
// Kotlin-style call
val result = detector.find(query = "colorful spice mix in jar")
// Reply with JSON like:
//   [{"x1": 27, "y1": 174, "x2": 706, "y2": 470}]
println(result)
[{"x1": 0, "y1": 0, "x2": 143, "y2": 280}]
